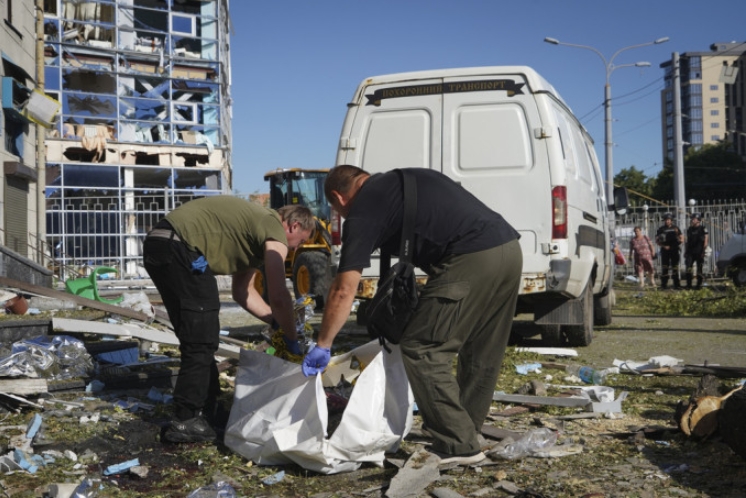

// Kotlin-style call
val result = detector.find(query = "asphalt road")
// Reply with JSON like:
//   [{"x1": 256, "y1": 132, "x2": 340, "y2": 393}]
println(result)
[{"x1": 219, "y1": 293, "x2": 746, "y2": 370}]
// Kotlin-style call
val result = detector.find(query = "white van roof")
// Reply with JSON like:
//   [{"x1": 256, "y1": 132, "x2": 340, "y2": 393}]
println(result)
[{"x1": 351, "y1": 65, "x2": 567, "y2": 107}]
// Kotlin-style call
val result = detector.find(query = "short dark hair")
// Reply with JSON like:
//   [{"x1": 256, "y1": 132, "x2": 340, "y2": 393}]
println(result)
[
  {"x1": 277, "y1": 205, "x2": 316, "y2": 236},
  {"x1": 324, "y1": 165, "x2": 369, "y2": 202}
]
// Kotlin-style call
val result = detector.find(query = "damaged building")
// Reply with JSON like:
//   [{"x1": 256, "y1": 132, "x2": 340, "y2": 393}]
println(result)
[
  {"x1": 42, "y1": 0, "x2": 232, "y2": 278},
  {"x1": 1, "y1": 1, "x2": 50, "y2": 277}
]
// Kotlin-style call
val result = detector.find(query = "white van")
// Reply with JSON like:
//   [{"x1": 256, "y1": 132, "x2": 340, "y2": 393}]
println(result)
[{"x1": 332, "y1": 66, "x2": 627, "y2": 346}]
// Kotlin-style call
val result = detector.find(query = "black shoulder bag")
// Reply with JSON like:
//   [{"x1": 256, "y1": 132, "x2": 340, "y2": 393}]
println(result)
[{"x1": 366, "y1": 169, "x2": 419, "y2": 351}]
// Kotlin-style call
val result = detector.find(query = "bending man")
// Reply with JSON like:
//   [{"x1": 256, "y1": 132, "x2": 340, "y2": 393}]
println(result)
[
  {"x1": 302, "y1": 165, "x2": 522, "y2": 465},
  {"x1": 144, "y1": 196, "x2": 314, "y2": 443}
]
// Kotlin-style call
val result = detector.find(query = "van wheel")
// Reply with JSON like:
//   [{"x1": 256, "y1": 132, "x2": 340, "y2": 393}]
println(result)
[
  {"x1": 594, "y1": 293, "x2": 612, "y2": 326},
  {"x1": 540, "y1": 324, "x2": 563, "y2": 347},
  {"x1": 733, "y1": 263, "x2": 746, "y2": 288},
  {"x1": 566, "y1": 284, "x2": 594, "y2": 347},
  {"x1": 293, "y1": 252, "x2": 331, "y2": 309}
]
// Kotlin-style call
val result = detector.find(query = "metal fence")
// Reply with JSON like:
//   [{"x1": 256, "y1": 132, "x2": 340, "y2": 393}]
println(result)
[
  {"x1": 614, "y1": 200, "x2": 746, "y2": 280},
  {"x1": 32, "y1": 196, "x2": 746, "y2": 283}
]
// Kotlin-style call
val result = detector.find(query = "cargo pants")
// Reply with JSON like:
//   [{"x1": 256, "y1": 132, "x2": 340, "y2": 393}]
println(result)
[
  {"x1": 143, "y1": 224, "x2": 221, "y2": 423},
  {"x1": 399, "y1": 239, "x2": 522, "y2": 456}
]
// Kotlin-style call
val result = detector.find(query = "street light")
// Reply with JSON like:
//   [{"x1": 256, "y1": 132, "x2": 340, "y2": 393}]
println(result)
[{"x1": 543, "y1": 36, "x2": 669, "y2": 209}]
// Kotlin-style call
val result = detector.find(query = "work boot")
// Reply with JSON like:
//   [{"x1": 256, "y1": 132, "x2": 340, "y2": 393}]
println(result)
[{"x1": 164, "y1": 415, "x2": 217, "y2": 443}]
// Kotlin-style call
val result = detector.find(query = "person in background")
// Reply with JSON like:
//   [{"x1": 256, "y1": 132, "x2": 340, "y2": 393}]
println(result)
[
  {"x1": 143, "y1": 196, "x2": 314, "y2": 443},
  {"x1": 302, "y1": 165, "x2": 522, "y2": 466},
  {"x1": 684, "y1": 213, "x2": 709, "y2": 290},
  {"x1": 656, "y1": 213, "x2": 683, "y2": 290},
  {"x1": 628, "y1": 226, "x2": 656, "y2": 290}
]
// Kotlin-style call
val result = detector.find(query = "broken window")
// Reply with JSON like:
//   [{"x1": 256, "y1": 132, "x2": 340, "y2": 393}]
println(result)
[
  {"x1": 121, "y1": 97, "x2": 168, "y2": 121},
  {"x1": 64, "y1": 94, "x2": 117, "y2": 118},
  {"x1": 44, "y1": 18, "x2": 60, "y2": 41},
  {"x1": 4, "y1": 114, "x2": 26, "y2": 158},
  {"x1": 131, "y1": 166, "x2": 172, "y2": 188},
  {"x1": 172, "y1": 80, "x2": 218, "y2": 103},
  {"x1": 119, "y1": 121, "x2": 171, "y2": 144},
  {"x1": 171, "y1": 168, "x2": 221, "y2": 190},
  {"x1": 63, "y1": 69, "x2": 116, "y2": 94},
  {"x1": 44, "y1": 0, "x2": 59, "y2": 17},
  {"x1": 62, "y1": 164, "x2": 120, "y2": 188}
]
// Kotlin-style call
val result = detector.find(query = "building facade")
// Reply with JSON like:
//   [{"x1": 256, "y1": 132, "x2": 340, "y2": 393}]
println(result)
[
  {"x1": 1, "y1": 1, "x2": 44, "y2": 260},
  {"x1": 660, "y1": 42, "x2": 746, "y2": 163},
  {"x1": 42, "y1": 0, "x2": 232, "y2": 278}
]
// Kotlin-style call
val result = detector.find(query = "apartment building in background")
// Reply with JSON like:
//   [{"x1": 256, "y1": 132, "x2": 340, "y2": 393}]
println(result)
[
  {"x1": 660, "y1": 41, "x2": 746, "y2": 163},
  {"x1": 42, "y1": 0, "x2": 232, "y2": 278},
  {"x1": 1, "y1": 1, "x2": 45, "y2": 261}
]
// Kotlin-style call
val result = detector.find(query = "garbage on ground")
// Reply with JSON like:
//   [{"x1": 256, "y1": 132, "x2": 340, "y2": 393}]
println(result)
[
  {"x1": 493, "y1": 428, "x2": 559, "y2": 460},
  {"x1": 515, "y1": 363, "x2": 542, "y2": 375},
  {"x1": 0, "y1": 335, "x2": 94, "y2": 379},
  {"x1": 3, "y1": 294, "x2": 28, "y2": 315},
  {"x1": 224, "y1": 340, "x2": 413, "y2": 474},
  {"x1": 614, "y1": 355, "x2": 683, "y2": 373},
  {"x1": 514, "y1": 347, "x2": 578, "y2": 357},
  {"x1": 186, "y1": 480, "x2": 238, "y2": 497},
  {"x1": 565, "y1": 364, "x2": 609, "y2": 385},
  {"x1": 103, "y1": 457, "x2": 140, "y2": 475}
]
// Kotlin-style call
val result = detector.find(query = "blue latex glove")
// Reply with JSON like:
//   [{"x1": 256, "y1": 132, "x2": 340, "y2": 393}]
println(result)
[
  {"x1": 283, "y1": 337, "x2": 301, "y2": 355},
  {"x1": 302, "y1": 347, "x2": 330, "y2": 377},
  {"x1": 191, "y1": 255, "x2": 208, "y2": 274}
]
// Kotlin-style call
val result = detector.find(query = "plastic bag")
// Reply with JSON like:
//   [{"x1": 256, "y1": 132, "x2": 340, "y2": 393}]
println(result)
[
  {"x1": 224, "y1": 341, "x2": 413, "y2": 474},
  {"x1": 494, "y1": 428, "x2": 558, "y2": 460}
]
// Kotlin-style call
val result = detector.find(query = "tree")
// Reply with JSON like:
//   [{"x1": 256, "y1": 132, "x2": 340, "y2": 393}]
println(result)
[
  {"x1": 684, "y1": 143, "x2": 746, "y2": 201},
  {"x1": 614, "y1": 166, "x2": 656, "y2": 206},
  {"x1": 652, "y1": 143, "x2": 746, "y2": 202}
]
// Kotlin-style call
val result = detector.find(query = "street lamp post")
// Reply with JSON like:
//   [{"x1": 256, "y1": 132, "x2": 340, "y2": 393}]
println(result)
[{"x1": 543, "y1": 37, "x2": 669, "y2": 209}]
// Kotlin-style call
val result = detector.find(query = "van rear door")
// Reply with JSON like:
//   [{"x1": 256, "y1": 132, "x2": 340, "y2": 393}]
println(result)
[
  {"x1": 441, "y1": 73, "x2": 550, "y2": 289},
  {"x1": 337, "y1": 77, "x2": 442, "y2": 174}
]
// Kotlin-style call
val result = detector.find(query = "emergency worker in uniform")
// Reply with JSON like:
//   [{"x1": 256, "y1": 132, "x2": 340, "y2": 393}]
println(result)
[
  {"x1": 302, "y1": 165, "x2": 522, "y2": 465},
  {"x1": 684, "y1": 213, "x2": 709, "y2": 290},
  {"x1": 143, "y1": 197, "x2": 314, "y2": 443},
  {"x1": 656, "y1": 213, "x2": 684, "y2": 289}
]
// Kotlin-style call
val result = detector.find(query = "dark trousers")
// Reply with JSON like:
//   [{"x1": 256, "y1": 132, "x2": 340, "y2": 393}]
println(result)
[
  {"x1": 143, "y1": 235, "x2": 221, "y2": 422},
  {"x1": 660, "y1": 248, "x2": 681, "y2": 288},
  {"x1": 399, "y1": 240, "x2": 522, "y2": 456},
  {"x1": 685, "y1": 252, "x2": 705, "y2": 289}
]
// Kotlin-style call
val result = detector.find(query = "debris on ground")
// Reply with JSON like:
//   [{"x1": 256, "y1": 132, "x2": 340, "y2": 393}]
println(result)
[{"x1": 0, "y1": 282, "x2": 745, "y2": 497}]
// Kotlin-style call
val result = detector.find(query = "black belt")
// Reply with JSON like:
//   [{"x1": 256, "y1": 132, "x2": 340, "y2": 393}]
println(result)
[{"x1": 147, "y1": 228, "x2": 182, "y2": 242}]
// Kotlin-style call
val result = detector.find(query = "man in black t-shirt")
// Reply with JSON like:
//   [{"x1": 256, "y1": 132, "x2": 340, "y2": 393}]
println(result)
[
  {"x1": 302, "y1": 165, "x2": 522, "y2": 465},
  {"x1": 656, "y1": 213, "x2": 683, "y2": 289},
  {"x1": 684, "y1": 213, "x2": 709, "y2": 289}
]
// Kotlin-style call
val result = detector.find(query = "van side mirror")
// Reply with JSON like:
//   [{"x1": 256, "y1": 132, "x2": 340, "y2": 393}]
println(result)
[{"x1": 610, "y1": 187, "x2": 629, "y2": 216}]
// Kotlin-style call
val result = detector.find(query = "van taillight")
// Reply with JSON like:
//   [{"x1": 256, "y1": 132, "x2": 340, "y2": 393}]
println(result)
[
  {"x1": 552, "y1": 186, "x2": 567, "y2": 239},
  {"x1": 331, "y1": 209, "x2": 342, "y2": 245}
]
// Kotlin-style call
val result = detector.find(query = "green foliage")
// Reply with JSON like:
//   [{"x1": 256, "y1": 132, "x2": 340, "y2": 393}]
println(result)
[
  {"x1": 652, "y1": 143, "x2": 746, "y2": 201},
  {"x1": 620, "y1": 286, "x2": 746, "y2": 317},
  {"x1": 614, "y1": 166, "x2": 655, "y2": 206}
]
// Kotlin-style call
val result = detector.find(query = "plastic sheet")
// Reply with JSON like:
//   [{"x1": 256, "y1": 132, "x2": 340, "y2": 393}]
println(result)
[
  {"x1": 0, "y1": 335, "x2": 94, "y2": 379},
  {"x1": 224, "y1": 341, "x2": 413, "y2": 474}
]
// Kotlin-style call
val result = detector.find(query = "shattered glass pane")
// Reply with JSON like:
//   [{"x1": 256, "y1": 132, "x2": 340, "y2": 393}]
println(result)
[{"x1": 64, "y1": 93, "x2": 117, "y2": 118}]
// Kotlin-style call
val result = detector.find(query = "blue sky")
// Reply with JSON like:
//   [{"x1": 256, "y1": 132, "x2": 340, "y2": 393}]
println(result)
[{"x1": 227, "y1": 0, "x2": 745, "y2": 195}]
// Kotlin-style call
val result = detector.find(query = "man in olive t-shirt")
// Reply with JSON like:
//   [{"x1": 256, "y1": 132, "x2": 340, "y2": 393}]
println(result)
[{"x1": 144, "y1": 196, "x2": 314, "y2": 443}]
